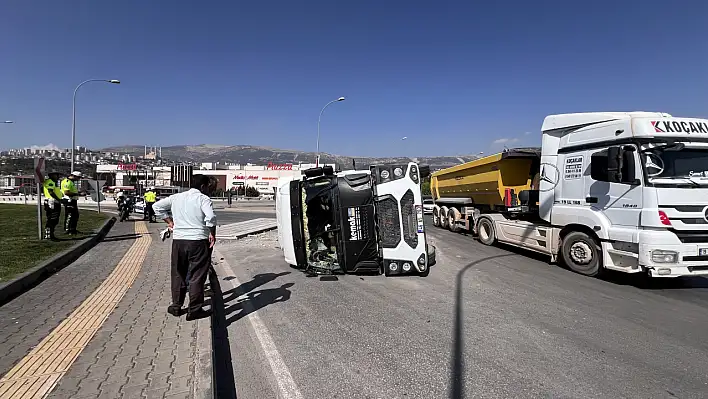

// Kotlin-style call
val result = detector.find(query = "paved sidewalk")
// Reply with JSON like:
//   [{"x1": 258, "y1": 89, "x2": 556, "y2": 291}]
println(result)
[
  {"x1": 47, "y1": 224, "x2": 211, "y2": 399},
  {"x1": 0, "y1": 220, "x2": 137, "y2": 378},
  {"x1": 0, "y1": 219, "x2": 211, "y2": 399}
]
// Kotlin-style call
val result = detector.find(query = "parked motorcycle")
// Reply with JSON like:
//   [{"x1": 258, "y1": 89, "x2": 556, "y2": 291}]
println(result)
[{"x1": 118, "y1": 195, "x2": 135, "y2": 222}]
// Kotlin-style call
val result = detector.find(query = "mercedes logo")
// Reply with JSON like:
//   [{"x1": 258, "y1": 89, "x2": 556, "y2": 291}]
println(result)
[
  {"x1": 703, "y1": 206, "x2": 708, "y2": 223},
  {"x1": 538, "y1": 163, "x2": 561, "y2": 192}
]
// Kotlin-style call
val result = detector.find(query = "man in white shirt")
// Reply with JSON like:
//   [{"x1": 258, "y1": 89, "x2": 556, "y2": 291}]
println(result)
[{"x1": 153, "y1": 175, "x2": 217, "y2": 321}]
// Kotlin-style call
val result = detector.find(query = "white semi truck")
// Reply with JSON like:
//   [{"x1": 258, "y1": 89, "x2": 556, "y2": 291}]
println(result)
[
  {"x1": 276, "y1": 163, "x2": 436, "y2": 277},
  {"x1": 431, "y1": 111, "x2": 708, "y2": 278}
]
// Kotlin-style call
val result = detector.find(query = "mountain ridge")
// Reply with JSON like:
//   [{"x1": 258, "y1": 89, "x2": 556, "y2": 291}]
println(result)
[{"x1": 101, "y1": 144, "x2": 481, "y2": 169}]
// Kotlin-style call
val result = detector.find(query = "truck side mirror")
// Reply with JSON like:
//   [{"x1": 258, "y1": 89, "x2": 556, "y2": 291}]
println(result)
[
  {"x1": 607, "y1": 146, "x2": 621, "y2": 176},
  {"x1": 620, "y1": 146, "x2": 638, "y2": 184}
]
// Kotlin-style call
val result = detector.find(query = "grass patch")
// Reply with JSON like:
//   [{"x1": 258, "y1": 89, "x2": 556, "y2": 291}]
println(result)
[{"x1": 0, "y1": 204, "x2": 110, "y2": 282}]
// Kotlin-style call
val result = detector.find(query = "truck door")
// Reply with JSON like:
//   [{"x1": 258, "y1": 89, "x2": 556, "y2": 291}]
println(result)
[
  {"x1": 370, "y1": 163, "x2": 428, "y2": 274},
  {"x1": 587, "y1": 145, "x2": 643, "y2": 240}
]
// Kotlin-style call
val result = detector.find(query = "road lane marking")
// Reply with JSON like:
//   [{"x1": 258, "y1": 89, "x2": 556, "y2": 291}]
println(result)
[
  {"x1": 213, "y1": 249, "x2": 304, "y2": 399},
  {"x1": 0, "y1": 221, "x2": 152, "y2": 399}
]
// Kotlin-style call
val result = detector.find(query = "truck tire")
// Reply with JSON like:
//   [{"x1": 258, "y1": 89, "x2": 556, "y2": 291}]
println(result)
[
  {"x1": 477, "y1": 218, "x2": 496, "y2": 246},
  {"x1": 440, "y1": 207, "x2": 449, "y2": 229},
  {"x1": 448, "y1": 207, "x2": 461, "y2": 233},
  {"x1": 560, "y1": 231, "x2": 603, "y2": 277},
  {"x1": 432, "y1": 208, "x2": 441, "y2": 227}
]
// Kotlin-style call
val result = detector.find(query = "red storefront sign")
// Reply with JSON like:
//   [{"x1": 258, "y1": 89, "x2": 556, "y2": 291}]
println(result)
[
  {"x1": 117, "y1": 163, "x2": 138, "y2": 170},
  {"x1": 266, "y1": 162, "x2": 293, "y2": 170}
]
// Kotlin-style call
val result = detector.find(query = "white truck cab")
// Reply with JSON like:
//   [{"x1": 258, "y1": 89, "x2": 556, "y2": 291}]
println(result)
[
  {"x1": 275, "y1": 163, "x2": 436, "y2": 277},
  {"x1": 540, "y1": 111, "x2": 708, "y2": 277}
]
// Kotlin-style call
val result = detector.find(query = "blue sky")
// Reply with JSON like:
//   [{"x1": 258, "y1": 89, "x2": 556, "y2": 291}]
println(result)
[{"x1": 2, "y1": 0, "x2": 708, "y2": 157}]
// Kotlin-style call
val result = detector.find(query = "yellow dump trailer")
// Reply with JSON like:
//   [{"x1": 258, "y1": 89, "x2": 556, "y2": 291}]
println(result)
[{"x1": 431, "y1": 148, "x2": 540, "y2": 209}]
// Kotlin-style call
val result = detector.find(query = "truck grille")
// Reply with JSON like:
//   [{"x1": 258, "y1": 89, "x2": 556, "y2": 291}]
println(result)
[
  {"x1": 400, "y1": 189, "x2": 418, "y2": 249},
  {"x1": 376, "y1": 197, "x2": 401, "y2": 248},
  {"x1": 670, "y1": 230, "x2": 708, "y2": 244}
]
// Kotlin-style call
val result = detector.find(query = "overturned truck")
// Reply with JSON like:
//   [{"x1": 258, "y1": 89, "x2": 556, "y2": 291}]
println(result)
[{"x1": 276, "y1": 163, "x2": 436, "y2": 277}]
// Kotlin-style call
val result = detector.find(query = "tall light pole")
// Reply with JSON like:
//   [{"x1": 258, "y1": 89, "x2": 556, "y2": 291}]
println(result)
[
  {"x1": 316, "y1": 96, "x2": 345, "y2": 167},
  {"x1": 71, "y1": 79, "x2": 120, "y2": 172}
]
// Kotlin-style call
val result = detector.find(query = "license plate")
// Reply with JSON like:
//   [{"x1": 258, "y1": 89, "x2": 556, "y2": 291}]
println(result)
[
  {"x1": 700, "y1": 248, "x2": 708, "y2": 256},
  {"x1": 416, "y1": 205, "x2": 424, "y2": 233}
]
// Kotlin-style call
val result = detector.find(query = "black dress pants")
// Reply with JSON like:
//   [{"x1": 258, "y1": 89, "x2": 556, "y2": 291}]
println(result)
[
  {"x1": 63, "y1": 199, "x2": 79, "y2": 232},
  {"x1": 171, "y1": 239, "x2": 210, "y2": 313}
]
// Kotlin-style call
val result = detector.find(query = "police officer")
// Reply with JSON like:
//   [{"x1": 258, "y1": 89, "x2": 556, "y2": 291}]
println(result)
[
  {"x1": 40, "y1": 170, "x2": 63, "y2": 240},
  {"x1": 143, "y1": 187, "x2": 157, "y2": 223},
  {"x1": 61, "y1": 171, "x2": 83, "y2": 235}
]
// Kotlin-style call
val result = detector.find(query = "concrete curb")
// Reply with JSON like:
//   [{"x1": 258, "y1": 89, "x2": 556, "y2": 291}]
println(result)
[
  {"x1": 0, "y1": 217, "x2": 117, "y2": 306},
  {"x1": 194, "y1": 312, "x2": 214, "y2": 399}
]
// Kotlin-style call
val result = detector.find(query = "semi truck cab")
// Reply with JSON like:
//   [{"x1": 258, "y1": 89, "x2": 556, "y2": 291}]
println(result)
[
  {"x1": 432, "y1": 111, "x2": 708, "y2": 278},
  {"x1": 540, "y1": 112, "x2": 708, "y2": 277},
  {"x1": 276, "y1": 163, "x2": 436, "y2": 277}
]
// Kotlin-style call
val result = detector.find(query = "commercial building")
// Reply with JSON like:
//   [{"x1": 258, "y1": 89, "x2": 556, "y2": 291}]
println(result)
[
  {"x1": 198, "y1": 162, "x2": 334, "y2": 195},
  {"x1": 94, "y1": 161, "x2": 335, "y2": 195}
]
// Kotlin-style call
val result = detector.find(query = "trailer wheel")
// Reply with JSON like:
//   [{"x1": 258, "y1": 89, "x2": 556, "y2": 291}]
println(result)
[
  {"x1": 477, "y1": 218, "x2": 496, "y2": 245},
  {"x1": 440, "y1": 207, "x2": 449, "y2": 229},
  {"x1": 448, "y1": 207, "x2": 461, "y2": 233},
  {"x1": 560, "y1": 231, "x2": 603, "y2": 277}
]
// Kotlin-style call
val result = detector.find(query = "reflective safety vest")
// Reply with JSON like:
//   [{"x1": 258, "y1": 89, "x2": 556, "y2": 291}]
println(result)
[
  {"x1": 144, "y1": 191, "x2": 156, "y2": 202},
  {"x1": 43, "y1": 178, "x2": 62, "y2": 200},
  {"x1": 60, "y1": 178, "x2": 78, "y2": 196}
]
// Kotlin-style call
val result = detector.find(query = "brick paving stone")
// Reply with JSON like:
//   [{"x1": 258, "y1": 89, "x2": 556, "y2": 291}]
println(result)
[
  {"x1": 0, "y1": 219, "x2": 136, "y2": 377},
  {"x1": 45, "y1": 227, "x2": 213, "y2": 399}
]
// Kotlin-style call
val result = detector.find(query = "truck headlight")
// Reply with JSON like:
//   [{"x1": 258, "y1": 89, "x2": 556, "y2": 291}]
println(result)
[
  {"x1": 651, "y1": 250, "x2": 678, "y2": 264},
  {"x1": 393, "y1": 167, "x2": 404, "y2": 177},
  {"x1": 402, "y1": 262, "x2": 411, "y2": 272},
  {"x1": 380, "y1": 170, "x2": 390, "y2": 179},
  {"x1": 389, "y1": 262, "x2": 399, "y2": 271}
]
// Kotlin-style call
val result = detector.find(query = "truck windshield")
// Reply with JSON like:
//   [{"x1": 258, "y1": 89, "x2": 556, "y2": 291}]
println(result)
[{"x1": 642, "y1": 146, "x2": 708, "y2": 184}]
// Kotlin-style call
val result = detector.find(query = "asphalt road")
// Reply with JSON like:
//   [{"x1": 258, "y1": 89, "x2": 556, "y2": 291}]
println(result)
[
  {"x1": 213, "y1": 217, "x2": 708, "y2": 399},
  {"x1": 214, "y1": 209, "x2": 275, "y2": 225}
]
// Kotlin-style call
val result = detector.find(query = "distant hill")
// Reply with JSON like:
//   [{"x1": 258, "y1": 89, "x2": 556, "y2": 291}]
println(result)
[{"x1": 101, "y1": 144, "x2": 481, "y2": 170}]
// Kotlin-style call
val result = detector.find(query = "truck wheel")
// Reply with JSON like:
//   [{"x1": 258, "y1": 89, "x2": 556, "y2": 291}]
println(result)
[
  {"x1": 477, "y1": 218, "x2": 496, "y2": 245},
  {"x1": 448, "y1": 207, "x2": 460, "y2": 233},
  {"x1": 440, "y1": 207, "x2": 449, "y2": 229},
  {"x1": 432, "y1": 208, "x2": 441, "y2": 227},
  {"x1": 560, "y1": 231, "x2": 603, "y2": 277}
]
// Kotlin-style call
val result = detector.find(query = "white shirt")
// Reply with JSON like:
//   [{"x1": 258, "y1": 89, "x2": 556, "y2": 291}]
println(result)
[{"x1": 153, "y1": 189, "x2": 217, "y2": 240}]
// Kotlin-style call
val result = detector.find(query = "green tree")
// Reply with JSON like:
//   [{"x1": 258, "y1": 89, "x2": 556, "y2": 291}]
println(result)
[
  {"x1": 245, "y1": 186, "x2": 260, "y2": 197},
  {"x1": 421, "y1": 179, "x2": 431, "y2": 196}
]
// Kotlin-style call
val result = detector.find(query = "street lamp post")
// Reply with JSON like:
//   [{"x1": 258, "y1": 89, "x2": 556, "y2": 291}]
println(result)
[
  {"x1": 71, "y1": 79, "x2": 120, "y2": 173},
  {"x1": 316, "y1": 96, "x2": 345, "y2": 167}
]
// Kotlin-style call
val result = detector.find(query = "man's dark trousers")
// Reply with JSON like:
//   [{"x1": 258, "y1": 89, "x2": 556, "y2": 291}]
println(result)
[
  {"x1": 146, "y1": 201, "x2": 156, "y2": 222},
  {"x1": 171, "y1": 239, "x2": 211, "y2": 313},
  {"x1": 63, "y1": 199, "x2": 79, "y2": 233},
  {"x1": 43, "y1": 200, "x2": 61, "y2": 238}
]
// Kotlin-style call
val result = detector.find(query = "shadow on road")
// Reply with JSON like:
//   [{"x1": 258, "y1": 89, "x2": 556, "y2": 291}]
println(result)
[
  {"x1": 450, "y1": 254, "x2": 518, "y2": 399},
  {"x1": 208, "y1": 271, "x2": 292, "y2": 398},
  {"x1": 225, "y1": 282, "x2": 294, "y2": 326},
  {"x1": 209, "y1": 269, "x2": 239, "y2": 399},
  {"x1": 600, "y1": 270, "x2": 708, "y2": 290},
  {"x1": 222, "y1": 272, "x2": 290, "y2": 303}
]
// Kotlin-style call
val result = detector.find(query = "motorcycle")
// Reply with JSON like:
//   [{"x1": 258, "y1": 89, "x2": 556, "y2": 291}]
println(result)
[{"x1": 118, "y1": 196, "x2": 135, "y2": 222}]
